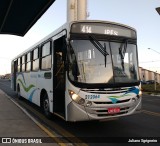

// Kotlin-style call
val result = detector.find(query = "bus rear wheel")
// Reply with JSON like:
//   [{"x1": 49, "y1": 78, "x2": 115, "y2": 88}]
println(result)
[{"x1": 42, "y1": 94, "x2": 52, "y2": 119}]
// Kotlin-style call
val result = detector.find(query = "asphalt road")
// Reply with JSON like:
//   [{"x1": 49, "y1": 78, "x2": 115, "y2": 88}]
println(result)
[{"x1": 0, "y1": 79, "x2": 160, "y2": 146}]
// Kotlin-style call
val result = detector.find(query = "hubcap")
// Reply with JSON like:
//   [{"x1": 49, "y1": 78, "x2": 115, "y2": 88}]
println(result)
[{"x1": 44, "y1": 99, "x2": 49, "y2": 111}]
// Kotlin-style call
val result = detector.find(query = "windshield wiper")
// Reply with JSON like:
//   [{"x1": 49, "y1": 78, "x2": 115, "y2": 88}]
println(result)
[
  {"x1": 119, "y1": 39, "x2": 128, "y2": 71},
  {"x1": 89, "y1": 35, "x2": 109, "y2": 67},
  {"x1": 119, "y1": 39, "x2": 128, "y2": 59}
]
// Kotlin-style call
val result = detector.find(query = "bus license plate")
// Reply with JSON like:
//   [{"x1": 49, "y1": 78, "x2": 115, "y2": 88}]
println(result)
[{"x1": 108, "y1": 107, "x2": 120, "y2": 114}]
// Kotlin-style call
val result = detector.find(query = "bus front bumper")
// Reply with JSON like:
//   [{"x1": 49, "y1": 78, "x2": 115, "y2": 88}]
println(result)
[{"x1": 67, "y1": 97, "x2": 142, "y2": 122}]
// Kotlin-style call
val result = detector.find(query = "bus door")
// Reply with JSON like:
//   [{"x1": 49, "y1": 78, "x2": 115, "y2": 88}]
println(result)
[{"x1": 53, "y1": 36, "x2": 66, "y2": 117}]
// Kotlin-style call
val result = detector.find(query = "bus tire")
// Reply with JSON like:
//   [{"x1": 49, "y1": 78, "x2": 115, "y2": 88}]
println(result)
[
  {"x1": 42, "y1": 94, "x2": 52, "y2": 119},
  {"x1": 17, "y1": 84, "x2": 22, "y2": 100}
]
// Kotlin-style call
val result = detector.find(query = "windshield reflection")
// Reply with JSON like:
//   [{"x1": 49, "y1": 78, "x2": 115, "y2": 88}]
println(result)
[
  {"x1": 68, "y1": 39, "x2": 139, "y2": 84},
  {"x1": 111, "y1": 42, "x2": 138, "y2": 83}
]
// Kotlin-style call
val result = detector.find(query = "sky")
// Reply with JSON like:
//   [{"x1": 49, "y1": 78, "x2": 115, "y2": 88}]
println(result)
[{"x1": 0, "y1": 0, "x2": 160, "y2": 75}]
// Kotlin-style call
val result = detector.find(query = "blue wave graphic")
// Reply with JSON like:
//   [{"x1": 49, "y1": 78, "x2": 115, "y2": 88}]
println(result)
[
  {"x1": 125, "y1": 87, "x2": 139, "y2": 95},
  {"x1": 109, "y1": 97, "x2": 119, "y2": 104},
  {"x1": 28, "y1": 89, "x2": 37, "y2": 102}
]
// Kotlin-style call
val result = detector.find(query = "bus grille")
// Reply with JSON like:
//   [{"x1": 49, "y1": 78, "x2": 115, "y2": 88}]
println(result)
[
  {"x1": 97, "y1": 112, "x2": 127, "y2": 117},
  {"x1": 93, "y1": 99, "x2": 130, "y2": 105},
  {"x1": 81, "y1": 87, "x2": 135, "y2": 94}
]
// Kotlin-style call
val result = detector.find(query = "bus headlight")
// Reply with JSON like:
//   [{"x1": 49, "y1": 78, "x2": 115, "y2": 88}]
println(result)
[
  {"x1": 68, "y1": 90, "x2": 85, "y2": 105},
  {"x1": 139, "y1": 90, "x2": 142, "y2": 97}
]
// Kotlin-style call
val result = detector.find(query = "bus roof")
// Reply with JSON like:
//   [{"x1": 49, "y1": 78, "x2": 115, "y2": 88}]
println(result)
[{"x1": 12, "y1": 20, "x2": 136, "y2": 61}]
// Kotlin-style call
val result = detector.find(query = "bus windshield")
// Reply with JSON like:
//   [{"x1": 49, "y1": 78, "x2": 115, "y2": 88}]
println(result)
[{"x1": 68, "y1": 38, "x2": 139, "y2": 85}]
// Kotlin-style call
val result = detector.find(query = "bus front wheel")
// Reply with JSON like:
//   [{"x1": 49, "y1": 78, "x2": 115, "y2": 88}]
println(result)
[{"x1": 42, "y1": 94, "x2": 52, "y2": 119}]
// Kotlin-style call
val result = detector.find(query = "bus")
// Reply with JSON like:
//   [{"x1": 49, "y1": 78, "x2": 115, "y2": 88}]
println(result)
[{"x1": 11, "y1": 20, "x2": 142, "y2": 122}]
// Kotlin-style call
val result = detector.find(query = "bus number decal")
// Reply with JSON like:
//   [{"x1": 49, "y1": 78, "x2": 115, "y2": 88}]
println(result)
[
  {"x1": 81, "y1": 25, "x2": 92, "y2": 33},
  {"x1": 85, "y1": 95, "x2": 100, "y2": 100}
]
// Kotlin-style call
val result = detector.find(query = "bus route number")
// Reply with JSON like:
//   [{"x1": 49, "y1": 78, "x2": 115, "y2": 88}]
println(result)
[{"x1": 81, "y1": 25, "x2": 92, "y2": 33}]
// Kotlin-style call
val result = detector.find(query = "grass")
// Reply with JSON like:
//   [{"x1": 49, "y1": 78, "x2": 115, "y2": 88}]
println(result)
[{"x1": 142, "y1": 84, "x2": 160, "y2": 94}]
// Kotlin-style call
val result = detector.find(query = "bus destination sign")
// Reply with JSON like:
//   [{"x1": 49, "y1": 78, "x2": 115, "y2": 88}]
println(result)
[{"x1": 71, "y1": 22, "x2": 136, "y2": 38}]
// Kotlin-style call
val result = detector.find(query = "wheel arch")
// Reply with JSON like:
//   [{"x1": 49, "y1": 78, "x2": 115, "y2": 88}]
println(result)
[{"x1": 17, "y1": 83, "x2": 20, "y2": 92}]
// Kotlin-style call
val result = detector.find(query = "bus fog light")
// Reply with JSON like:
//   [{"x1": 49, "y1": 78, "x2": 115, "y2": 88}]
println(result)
[
  {"x1": 78, "y1": 98, "x2": 85, "y2": 105},
  {"x1": 132, "y1": 98, "x2": 136, "y2": 102},
  {"x1": 86, "y1": 101, "x2": 92, "y2": 107}
]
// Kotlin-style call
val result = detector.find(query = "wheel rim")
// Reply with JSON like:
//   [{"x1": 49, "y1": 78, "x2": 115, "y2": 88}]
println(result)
[{"x1": 44, "y1": 98, "x2": 49, "y2": 112}]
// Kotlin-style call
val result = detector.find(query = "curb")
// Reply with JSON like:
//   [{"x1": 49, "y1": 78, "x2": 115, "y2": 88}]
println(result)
[{"x1": 0, "y1": 89, "x2": 66, "y2": 146}]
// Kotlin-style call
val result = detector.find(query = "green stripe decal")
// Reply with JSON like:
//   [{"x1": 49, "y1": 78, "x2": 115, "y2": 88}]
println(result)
[{"x1": 18, "y1": 79, "x2": 35, "y2": 92}]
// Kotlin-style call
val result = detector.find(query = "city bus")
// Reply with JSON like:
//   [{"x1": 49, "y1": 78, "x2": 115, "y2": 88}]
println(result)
[{"x1": 11, "y1": 20, "x2": 142, "y2": 122}]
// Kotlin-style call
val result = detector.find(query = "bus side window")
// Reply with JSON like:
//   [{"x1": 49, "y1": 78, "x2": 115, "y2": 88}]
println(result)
[
  {"x1": 26, "y1": 52, "x2": 31, "y2": 71},
  {"x1": 32, "y1": 48, "x2": 39, "y2": 71},
  {"x1": 17, "y1": 57, "x2": 22, "y2": 72},
  {"x1": 17, "y1": 58, "x2": 20, "y2": 72},
  {"x1": 22, "y1": 55, "x2": 26, "y2": 72},
  {"x1": 41, "y1": 42, "x2": 52, "y2": 70}
]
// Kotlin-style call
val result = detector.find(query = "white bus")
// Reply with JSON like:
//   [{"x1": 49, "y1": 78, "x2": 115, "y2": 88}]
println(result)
[{"x1": 11, "y1": 20, "x2": 142, "y2": 122}]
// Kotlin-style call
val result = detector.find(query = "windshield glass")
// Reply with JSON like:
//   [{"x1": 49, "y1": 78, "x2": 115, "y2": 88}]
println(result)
[
  {"x1": 68, "y1": 39, "x2": 139, "y2": 84},
  {"x1": 111, "y1": 42, "x2": 139, "y2": 83}
]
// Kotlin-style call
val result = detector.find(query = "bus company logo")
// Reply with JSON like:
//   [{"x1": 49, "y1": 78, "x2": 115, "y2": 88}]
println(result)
[
  {"x1": 109, "y1": 97, "x2": 119, "y2": 104},
  {"x1": 2, "y1": 138, "x2": 11, "y2": 143}
]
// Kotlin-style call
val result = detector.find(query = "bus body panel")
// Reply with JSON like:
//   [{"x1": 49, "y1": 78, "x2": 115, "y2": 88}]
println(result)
[
  {"x1": 36, "y1": 70, "x2": 53, "y2": 112},
  {"x1": 16, "y1": 72, "x2": 39, "y2": 105}
]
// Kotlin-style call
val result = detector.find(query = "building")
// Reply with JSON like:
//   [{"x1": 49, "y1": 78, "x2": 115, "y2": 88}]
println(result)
[
  {"x1": 4, "y1": 73, "x2": 11, "y2": 79},
  {"x1": 139, "y1": 67, "x2": 160, "y2": 83}
]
